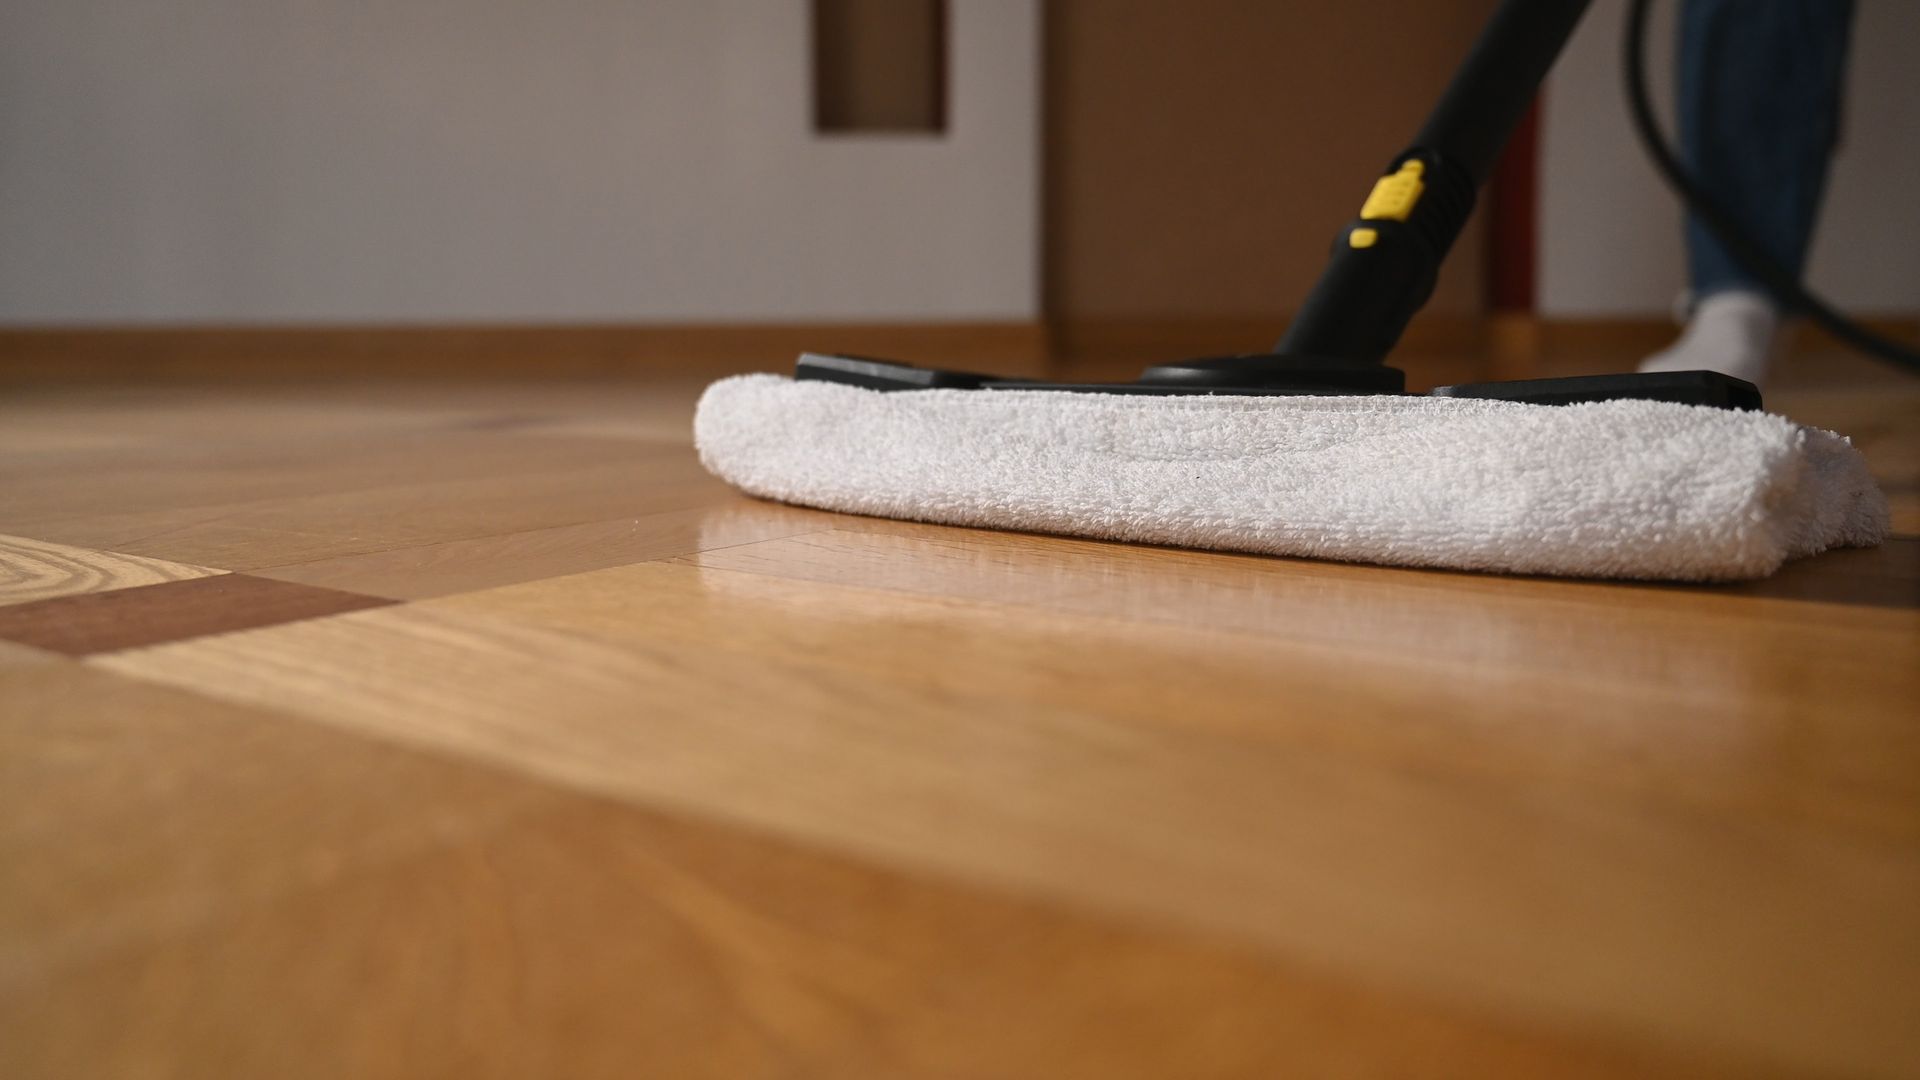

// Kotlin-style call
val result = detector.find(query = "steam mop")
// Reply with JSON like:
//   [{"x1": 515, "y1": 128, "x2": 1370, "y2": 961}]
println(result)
[{"x1": 697, "y1": 0, "x2": 1896, "y2": 581}]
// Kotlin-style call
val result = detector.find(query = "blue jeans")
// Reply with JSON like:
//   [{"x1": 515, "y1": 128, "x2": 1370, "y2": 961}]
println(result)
[{"x1": 1678, "y1": 0, "x2": 1855, "y2": 299}]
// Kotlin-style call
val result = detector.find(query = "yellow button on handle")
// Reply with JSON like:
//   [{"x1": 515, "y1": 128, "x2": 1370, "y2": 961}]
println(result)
[
  {"x1": 1359, "y1": 159, "x2": 1425, "y2": 222},
  {"x1": 1348, "y1": 227, "x2": 1379, "y2": 249}
]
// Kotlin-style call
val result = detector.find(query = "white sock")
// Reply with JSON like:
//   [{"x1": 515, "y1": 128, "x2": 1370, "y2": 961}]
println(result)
[{"x1": 1638, "y1": 290, "x2": 1780, "y2": 387}]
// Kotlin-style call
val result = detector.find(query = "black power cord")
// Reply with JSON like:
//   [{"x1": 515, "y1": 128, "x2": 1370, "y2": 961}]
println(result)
[{"x1": 1623, "y1": 0, "x2": 1920, "y2": 373}]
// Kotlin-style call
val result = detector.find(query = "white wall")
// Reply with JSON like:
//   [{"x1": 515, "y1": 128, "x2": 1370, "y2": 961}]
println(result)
[
  {"x1": 1539, "y1": 0, "x2": 1920, "y2": 317},
  {"x1": 0, "y1": 0, "x2": 1039, "y2": 323}
]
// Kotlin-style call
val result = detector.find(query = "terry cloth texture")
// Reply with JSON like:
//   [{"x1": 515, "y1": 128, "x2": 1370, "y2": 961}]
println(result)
[{"x1": 694, "y1": 374, "x2": 1888, "y2": 582}]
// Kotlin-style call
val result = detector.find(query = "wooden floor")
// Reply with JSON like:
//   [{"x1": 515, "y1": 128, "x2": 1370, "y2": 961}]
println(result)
[{"x1": 2, "y1": 372, "x2": 1917, "y2": 1079}]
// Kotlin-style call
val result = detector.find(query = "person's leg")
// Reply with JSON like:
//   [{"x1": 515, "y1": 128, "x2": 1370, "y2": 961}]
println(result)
[{"x1": 1640, "y1": 0, "x2": 1855, "y2": 385}]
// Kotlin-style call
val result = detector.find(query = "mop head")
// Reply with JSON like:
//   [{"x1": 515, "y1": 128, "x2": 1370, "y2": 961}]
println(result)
[{"x1": 694, "y1": 374, "x2": 1888, "y2": 582}]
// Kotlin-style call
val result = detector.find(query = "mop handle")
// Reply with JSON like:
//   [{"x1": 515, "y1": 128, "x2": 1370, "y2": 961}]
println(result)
[{"x1": 1277, "y1": 0, "x2": 1593, "y2": 365}]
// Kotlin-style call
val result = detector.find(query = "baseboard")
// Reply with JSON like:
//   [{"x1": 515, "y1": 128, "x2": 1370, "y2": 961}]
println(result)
[
  {"x1": 6, "y1": 313, "x2": 1908, "y2": 386},
  {"x1": 0, "y1": 321, "x2": 1051, "y2": 383}
]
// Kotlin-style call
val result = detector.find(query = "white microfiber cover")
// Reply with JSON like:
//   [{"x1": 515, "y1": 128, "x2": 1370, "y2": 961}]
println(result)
[{"x1": 695, "y1": 374, "x2": 1889, "y2": 581}]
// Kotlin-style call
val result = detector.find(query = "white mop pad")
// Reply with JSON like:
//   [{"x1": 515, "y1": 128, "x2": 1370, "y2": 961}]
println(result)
[{"x1": 694, "y1": 374, "x2": 1888, "y2": 581}]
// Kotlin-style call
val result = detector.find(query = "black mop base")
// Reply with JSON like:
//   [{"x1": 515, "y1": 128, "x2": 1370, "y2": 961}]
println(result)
[{"x1": 793, "y1": 353, "x2": 1763, "y2": 411}]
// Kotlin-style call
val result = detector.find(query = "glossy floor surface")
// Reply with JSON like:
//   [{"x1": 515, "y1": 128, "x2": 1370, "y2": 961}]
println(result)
[{"x1": 3, "y1": 375, "x2": 1916, "y2": 1078}]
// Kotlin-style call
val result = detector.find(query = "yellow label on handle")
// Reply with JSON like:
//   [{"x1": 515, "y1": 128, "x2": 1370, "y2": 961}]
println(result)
[{"x1": 1360, "y1": 160, "x2": 1425, "y2": 222}]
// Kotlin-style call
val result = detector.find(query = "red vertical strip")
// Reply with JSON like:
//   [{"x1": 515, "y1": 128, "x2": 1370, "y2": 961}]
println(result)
[{"x1": 1487, "y1": 96, "x2": 1541, "y2": 312}]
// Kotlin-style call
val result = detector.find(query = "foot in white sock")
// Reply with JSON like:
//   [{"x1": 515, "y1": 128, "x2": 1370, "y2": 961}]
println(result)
[{"x1": 1639, "y1": 290, "x2": 1779, "y2": 387}]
